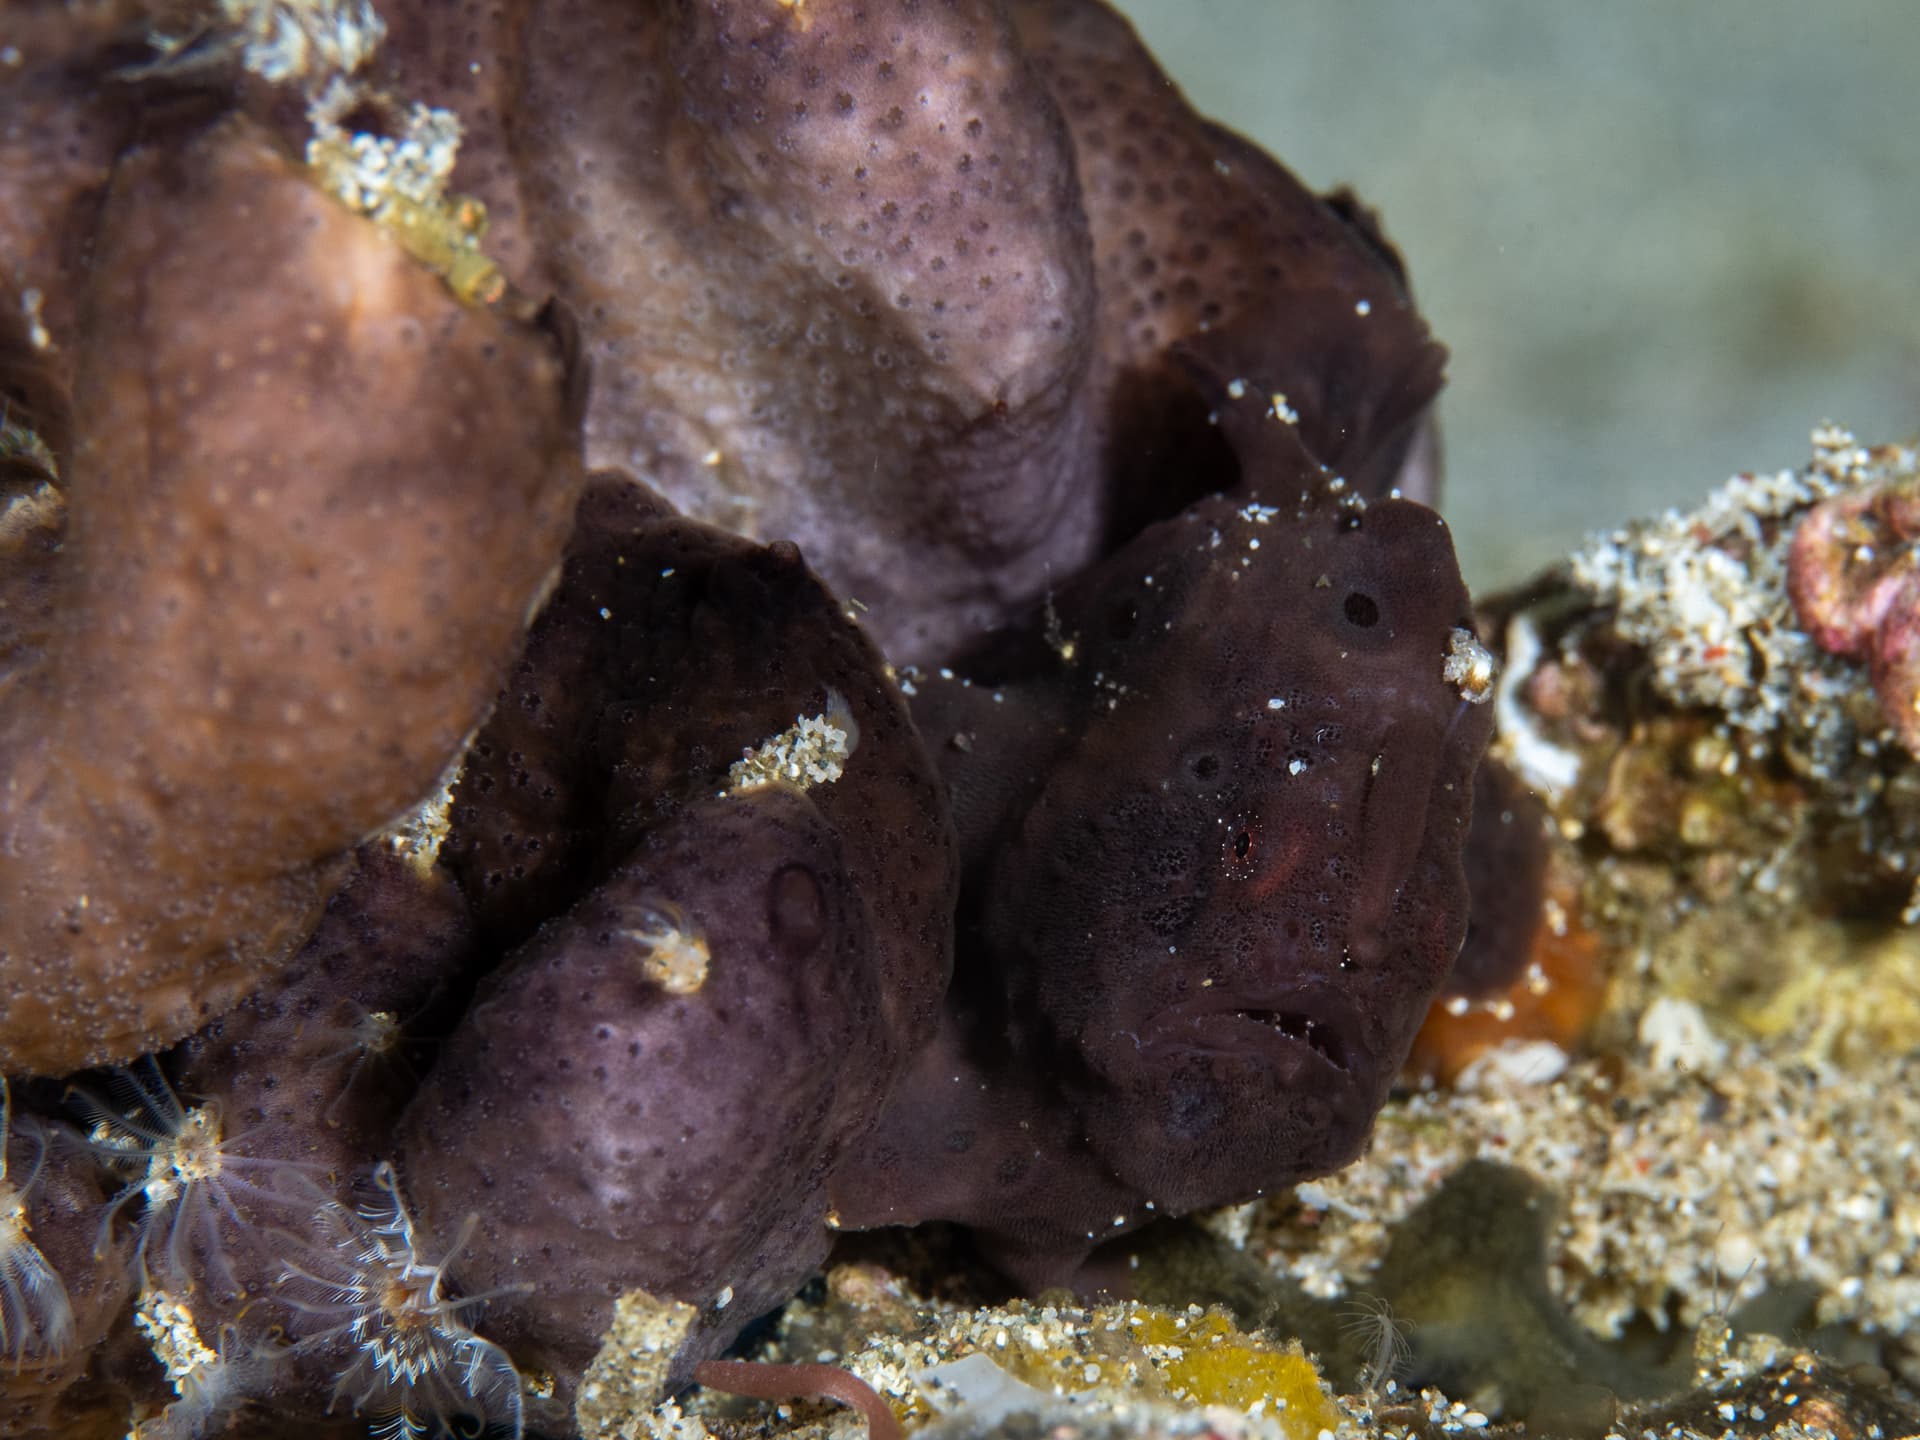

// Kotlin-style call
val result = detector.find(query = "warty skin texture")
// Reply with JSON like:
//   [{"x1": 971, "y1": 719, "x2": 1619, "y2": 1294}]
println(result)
[
  {"x1": 440, "y1": 475, "x2": 960, "y2": 1046},
  {"x1": 385, "y1": 0, "x2": 1101, "y2": 667},
  {"x1": 0, "y1": 0, "x2": 1450, "y2": 1071},
  {"x1": 0, "y1": 117, "x2": 584, "y2": 1076},
  {"x1": 403, "y1": 787, "x2": 894, "y2": 1421},
  {"x1": 0, "y1": 0, "x2": 1532, "y2": 1431},
  {"x1": 401, "y1": 476, "x2": 957, "y2": 1419},
  {"x1": 370, "y1": 0, "x2": 1440, "y2": 662}
]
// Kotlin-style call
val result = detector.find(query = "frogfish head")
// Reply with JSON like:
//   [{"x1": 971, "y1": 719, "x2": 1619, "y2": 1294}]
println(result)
[{"x1": 987, "y1": 483, "x2": 1491, "y2": 1214}]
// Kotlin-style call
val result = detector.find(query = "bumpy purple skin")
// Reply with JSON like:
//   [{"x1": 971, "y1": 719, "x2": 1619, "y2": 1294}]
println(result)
[
  {"x1": 1006, "y1": 0, "x2": 1448, "y2": 527},
  {"x1": 0, "y1": 0, "x2": 1519, "y2": 1427},
  {"x1": 122, "y1": 851, "x2": 476, "y2": 1423},
  {"x1": 366, "y1": 0, "x2": 1442, "y2": 664},
  {"x1": 832, "y1": 368, "x2": 1492, "y2": 1288},
  {"x1": 176, "y1": 847, "x2": 474, "y2": 1175},
  {"x1": 407, "y1": 479, "x2": 957, "y2": 1409},
  {"x1": 400, "y1": 788, "x2": 889, "y2": 1402},
  {"x1": 445, "y1": 476, "x2": 958, "y2": 1046}
]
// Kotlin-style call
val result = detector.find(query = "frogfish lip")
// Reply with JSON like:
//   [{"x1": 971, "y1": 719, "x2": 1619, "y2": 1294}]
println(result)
[{"x1": 1134, "y1": 989, "x2": 1373, "y2": 1090}]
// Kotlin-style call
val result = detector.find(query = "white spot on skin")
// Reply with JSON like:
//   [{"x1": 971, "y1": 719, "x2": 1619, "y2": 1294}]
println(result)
[
  {"x1": 724, "y1": 691, "x2": 860, "y2": 794},
  {"x1": 19, "y1": 289, "x2": 49, "y2": 351},
  {"x1": 619, "y1": 901, "x2": 711, "y2": 994}
]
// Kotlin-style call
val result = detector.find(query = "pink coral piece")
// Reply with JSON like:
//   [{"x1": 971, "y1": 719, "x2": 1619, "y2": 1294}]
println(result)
[{"x1": 1788, "y1": 476, "x2": 1920, "y2": 753}]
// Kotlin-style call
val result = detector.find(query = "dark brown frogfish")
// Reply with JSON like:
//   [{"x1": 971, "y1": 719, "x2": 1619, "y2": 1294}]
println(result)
[{"x1": 831, "y1": 367, "x2": 1493, "y2": 1289}]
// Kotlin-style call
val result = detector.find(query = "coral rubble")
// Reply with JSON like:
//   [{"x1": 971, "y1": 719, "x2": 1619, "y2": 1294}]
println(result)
[{"x1": 1479, "y1": 427, "x2": 1920, "y2": 1054}]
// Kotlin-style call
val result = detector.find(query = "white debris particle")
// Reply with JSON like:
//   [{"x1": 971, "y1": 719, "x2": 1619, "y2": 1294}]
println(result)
[
  {"x1": 19, "y1": 288, "x2": 49, "y2": 351},
  {"x1": 308, "y1": 77, "x2": 463, "y2": 214},
  {"x1": 725, "y1": 690, "x2": 860, "y2": 794},
  {"x1": 1637, "y1": 997, "x2": 1729, "y2": 1075},
  {"x1": 1441, "y1": 627, "x2": 1496, "y2": 704},
  {"x1": 1451, "y1": 1039, "x2": 1569, "y2": 1089},
  {"x1": 618, "y1": 902, "x2": 711, "y2": 995},
  {"x1": 378, "y1": 747, "x2": 466, "y2": 875},
  {"x1": 135, "y1": 1290, "x2": 218, "y2": 1392}
]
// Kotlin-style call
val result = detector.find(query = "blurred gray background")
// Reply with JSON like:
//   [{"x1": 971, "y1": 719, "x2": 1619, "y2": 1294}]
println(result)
[{"x1": 1113, "y1": 1, "x2": 1920, "y2": 591}]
